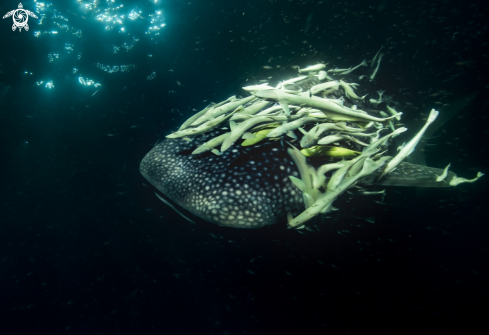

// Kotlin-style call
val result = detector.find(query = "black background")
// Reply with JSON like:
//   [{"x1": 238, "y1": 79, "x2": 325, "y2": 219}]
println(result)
[{"x1": 0, "y1": 0, "x2": 488, "y2": 333}]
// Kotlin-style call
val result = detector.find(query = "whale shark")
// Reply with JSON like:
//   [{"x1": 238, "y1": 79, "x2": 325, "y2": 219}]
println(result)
[{"x1": 140, "y1": 59, "x2": 483, "y2": 229}]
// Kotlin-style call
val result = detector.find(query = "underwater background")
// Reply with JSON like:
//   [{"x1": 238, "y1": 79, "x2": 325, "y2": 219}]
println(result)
[{"x1": 0, "y1": 0, "x2": 488, "y2": 333}]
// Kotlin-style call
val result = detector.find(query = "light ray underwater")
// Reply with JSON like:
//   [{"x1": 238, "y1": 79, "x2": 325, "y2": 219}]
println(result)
[{"x1": 140, "y1": 54, "x2": 483, "y2": 229}]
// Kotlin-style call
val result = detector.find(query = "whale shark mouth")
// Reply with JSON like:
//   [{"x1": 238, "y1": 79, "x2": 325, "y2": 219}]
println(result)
[{"x1": 140, "y1": 56, "x2": 483, "y2": 229}]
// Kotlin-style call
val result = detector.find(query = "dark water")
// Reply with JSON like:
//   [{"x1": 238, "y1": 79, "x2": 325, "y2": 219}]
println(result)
[{"x1": 0, "y1": 0, "x2": 488, "y2": 333}]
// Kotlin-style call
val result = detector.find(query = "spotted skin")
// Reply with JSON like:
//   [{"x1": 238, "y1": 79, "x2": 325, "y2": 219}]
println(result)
[{"x1": 140, "y1": 130, "x2": 304, "y2": 228}]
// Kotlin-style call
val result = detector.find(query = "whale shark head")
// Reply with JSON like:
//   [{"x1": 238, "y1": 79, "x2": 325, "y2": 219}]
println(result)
[{"x1": 140, "y1": 130, "x2": 304, "y2": 228}]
